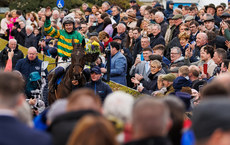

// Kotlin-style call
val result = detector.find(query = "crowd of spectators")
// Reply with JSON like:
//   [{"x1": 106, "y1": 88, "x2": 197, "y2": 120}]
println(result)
[{"x1": 1, "y1": 0, "x2": 230, "y2": 145}]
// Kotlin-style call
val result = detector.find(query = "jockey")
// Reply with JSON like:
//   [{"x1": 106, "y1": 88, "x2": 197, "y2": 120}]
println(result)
[{"x1": 44, "y1": 7, "x2": 83, "y2": 92}]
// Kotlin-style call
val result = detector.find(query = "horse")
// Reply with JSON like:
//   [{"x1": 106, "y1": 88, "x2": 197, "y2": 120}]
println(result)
[{"x1": 48, "y1": 39, "x2": 99, "y2": 104}]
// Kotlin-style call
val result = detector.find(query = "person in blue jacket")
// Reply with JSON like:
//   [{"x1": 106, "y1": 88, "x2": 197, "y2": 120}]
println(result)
[
  {"x1": 101, "y1": 41, "x2": 127, "y2": 85},
  {"x1": 85, "y1": 66, "x2": 112, "y2": 103},
  {"x1": 14, "y1": 47, "x2": 48, "y2": 99},
  {"x1": 15, "y1": 47, "x2": 48, "y2": 82},
  {"x1": 164, "y1": 1, "x2": 174, "y2": 19}
]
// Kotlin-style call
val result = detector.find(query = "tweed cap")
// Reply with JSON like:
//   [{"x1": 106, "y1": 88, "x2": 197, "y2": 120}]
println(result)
[
  {"x1": 162, "y1": 73, "x2": 176, "y2": 82},
  {"x1": 172, "y1": 14, "x2": 183, "y2": 20}
]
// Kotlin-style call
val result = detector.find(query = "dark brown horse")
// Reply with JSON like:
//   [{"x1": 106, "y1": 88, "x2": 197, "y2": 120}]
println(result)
[{"x1": 48, "y1": 39, "x2": 99, "y2": 104}]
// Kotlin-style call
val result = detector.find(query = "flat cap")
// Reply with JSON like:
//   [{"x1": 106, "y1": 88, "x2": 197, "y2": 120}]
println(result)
[
  {"x1": 172, "y1": 14, "x2": 183, "y2": 20},
  {"x1": 162, "y1": 73, "x2": 176, "y2": 82}
]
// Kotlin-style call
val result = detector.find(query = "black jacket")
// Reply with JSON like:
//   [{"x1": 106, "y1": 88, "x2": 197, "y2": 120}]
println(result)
[
  {"x1": 172, "y1": 23, "x2": 182, "y2": 39},
  {"x1": 165, "y1": 37, "x2": 181, "y2": 59},
  {"x1": 96, "y1": 23, "x2": 104, "y2": 33},
  {"x1": 24, "y1": 33, "x2": 37, "y2": 48},
  {"x1": 85, "y1": 79, "x2": 112, "y2": 102},
  {"x1": 113, "y1": 13, "x2": 120, "y2": 24},
  {"x1": 159, "y1": 21, "x2": 168, "y2": 37},
  {"x1": 125, "y1": 136, "x2": 172, "y2": 145},
  {"x1": 150, "y1": 33, "x2": 165, "y2": 48},
  {"x1": 141, "y1": 71, "x2": 163, "y2": 95},
  {"x1": 11, "y1": 28, "x2": 26, "y2": 46},
  {"x1": 0, "y1": 44, "x2": 24, "y2": 69},
  {"x1": 48, "y1": 110, "x2": 100, "y2": 145},
  {"x1": 132, "y1": 36, "x2": 142, "y2": 61}
]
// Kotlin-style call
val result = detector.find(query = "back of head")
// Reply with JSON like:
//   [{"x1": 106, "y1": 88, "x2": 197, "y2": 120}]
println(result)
[
  {"x1": 200, "y1": 82, "x2": 230, "y2": 99},
  {"x1": 67, "y1": 115, "x2": 118, "y2": 145},
  {"x1": 67, "y1": 88, "x2": 101, "y2": 112},
  {"x1": 179, "y1": 66, "x2": 189, "y2": 77},
  {"x1": 0, "y1": 72, "x2": 25, "y2": 109},
  {"x1": 103, "y1": 91, "x2": 134, "y2": 123},
  {"x1": 192, "y1": 98, "x2": 230, "y2": 144},
  {"x1": 132, "y1": 96, "x2": 170, "y2": 138},
  {"x1": 163, "y1": 96, "x2": 185, "y2": 145}
]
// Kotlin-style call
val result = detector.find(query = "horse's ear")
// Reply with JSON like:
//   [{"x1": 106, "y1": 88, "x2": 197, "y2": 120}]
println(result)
[
  {"x1": 82, "y1": 39, "x2": 85, "y2": 49},
  {"x1": 72, "y1": 38, "x2": 77, "y2": 51}
]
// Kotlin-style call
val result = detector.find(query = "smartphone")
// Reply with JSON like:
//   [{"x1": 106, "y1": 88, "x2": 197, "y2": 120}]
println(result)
[
  {"x1": 203, "y1": 64, "x2": 208, "y2": 74},
  {"x1": 137, "y1": 54, "x2": 141, "y2": 59}
]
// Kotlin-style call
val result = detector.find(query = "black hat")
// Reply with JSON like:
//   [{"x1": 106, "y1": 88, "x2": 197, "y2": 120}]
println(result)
[
  {"x1": 85, "y1": 7, "x2": 92, "y2": 12},
  {"x1": 169, "y1": 1, "x2": 174, "y2": 5},
  {"x1": 130, "y1": 0, "x2": 136, "y2": 2},
  {"x1": 205, "y1": 3, "x2": 216, "y2": 12},
  {"x1": 112, "y1": 35, "x2": 122, "y2": 40},
  {"x1": 192, "y1": 80, "x2": 207, "y2": 92},
  {"x1": 90, "y1": 66, "x2": 101, "y2": 74},
  {"x1": 167, "y1": 14, "x2": 174, "y2": 20},
  {"x1": 220, "y1": 12, "x2": 230, "y2": 18},
  {"x1": 192, "y1": 98, "x2": 230, "y2": 140}
]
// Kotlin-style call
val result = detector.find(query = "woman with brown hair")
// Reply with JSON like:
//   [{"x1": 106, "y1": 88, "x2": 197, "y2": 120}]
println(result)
[
  {"x1": 92, "y1": 5, "x2": 99, "y2": 15},
  {"x1": 67, "y1": 115, "x2": 118, "y2": 145},
  {"x1": 103, "y1": 17, "x2": 113, "y2": 37}
]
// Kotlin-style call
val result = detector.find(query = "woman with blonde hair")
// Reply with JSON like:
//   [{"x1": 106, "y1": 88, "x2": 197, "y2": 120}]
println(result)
[
  {"x1": 75, "y1": 10, "x2": 86, "y2": 22},
  {"x1": 67, "y1": 115, "x2": 118, "y2": 145},
  {"x1": 178, "y1": 31, "x2": 190, "y2": 56},
  {"x1": 26, "y1": 12, "x2": 38, "y2": 27}
]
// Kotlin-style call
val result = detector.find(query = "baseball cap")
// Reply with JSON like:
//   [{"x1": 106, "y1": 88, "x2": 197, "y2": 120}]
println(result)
[{"x1": 90, "y1": 66, "x2": 101, "y2": 74}]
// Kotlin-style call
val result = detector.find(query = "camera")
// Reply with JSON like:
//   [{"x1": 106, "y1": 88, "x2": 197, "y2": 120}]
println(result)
[{"x1": 14, "y1": 22, "x2": 20, "y2": 29}]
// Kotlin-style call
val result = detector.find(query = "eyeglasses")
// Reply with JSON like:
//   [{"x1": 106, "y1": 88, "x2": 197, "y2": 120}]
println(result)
[{"x1": 171, "y1": 53, "x2": 179, "y2": 55}]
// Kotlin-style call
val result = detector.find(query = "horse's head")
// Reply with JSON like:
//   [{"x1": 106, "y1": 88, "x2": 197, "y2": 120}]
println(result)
[{"x1": 71, "y1": 39, "x2": 99, "y2": 82}]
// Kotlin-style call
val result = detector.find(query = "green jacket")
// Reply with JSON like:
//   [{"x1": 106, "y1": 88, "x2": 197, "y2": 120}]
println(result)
[{"x1": 44, "y1": 18, "x2": 83, "y2": 57}]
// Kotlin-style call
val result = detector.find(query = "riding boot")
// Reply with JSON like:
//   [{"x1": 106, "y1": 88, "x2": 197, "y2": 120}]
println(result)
[{"x1": 49, "y1": 67, "x2": 64, "y2": 93}]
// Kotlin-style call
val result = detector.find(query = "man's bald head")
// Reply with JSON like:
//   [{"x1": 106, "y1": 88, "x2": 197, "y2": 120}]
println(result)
[
  {"x1": 132, "y1": 96, "x2": 171, "y2": 139},
  {"x1": 196, "y1": 32, "x2": 208, "y2": 47},
  {"x1": 27, "y1": 47, "x2": 37, "y2": 61},
  {"x1": 213, "y1": 73, "x2": 230, "y2": 91},
  {"x1": 189, "y1": 65, "x2": 200, "y2": 78}
]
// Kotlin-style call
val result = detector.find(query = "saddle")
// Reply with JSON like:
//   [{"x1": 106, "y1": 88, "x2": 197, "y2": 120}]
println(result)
[{"x1": 48, "y1": 66, "x2": 69, "y2": 93}]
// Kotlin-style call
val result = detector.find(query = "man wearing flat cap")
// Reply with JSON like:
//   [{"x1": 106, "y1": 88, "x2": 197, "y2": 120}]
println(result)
[
  {"x1": 85, "y1": 66, "x2": 112, "y2": 103},
  {"x1": 162, "y1": 73, "x2": 176, "y2": 95},
  {"x1": 220, "y1": 12, "x2": 230, "y2": 21},
  {"x1": 171, "y1": 14, "x2": 183, "y2": 39},
  {"x1": 205, "y1": 3, "x2": 222, "y2": 27},
  {"x1": 203, "y1": 13, "x2": 219, "y2": 33}
]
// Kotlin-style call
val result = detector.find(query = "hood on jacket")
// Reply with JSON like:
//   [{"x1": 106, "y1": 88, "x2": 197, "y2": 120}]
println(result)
[
  {"x1": 175, "y1": 91, "x2": 191, "y2": 111},
  {"x1": 173, "y1": 76, "x2": 192, "y2": 92}
]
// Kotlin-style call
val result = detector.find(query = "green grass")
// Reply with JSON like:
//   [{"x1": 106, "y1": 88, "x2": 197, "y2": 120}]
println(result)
[
  {"x1": 0, "y1": 38, "x2": 141, "y2": 97},
  {"x1": 0, "y1": 38, "x2": 56, "y2": 71},
  {"x1": 0, "y1": 14, "x2": 4, "y2": 22}
]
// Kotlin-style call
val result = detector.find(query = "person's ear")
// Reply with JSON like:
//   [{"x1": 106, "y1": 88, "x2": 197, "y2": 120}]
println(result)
[{"x1": 17, "y1": 94, "x2": 26, "y2": 107}]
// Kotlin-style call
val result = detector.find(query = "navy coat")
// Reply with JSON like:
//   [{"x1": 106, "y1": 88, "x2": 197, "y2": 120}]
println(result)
[
  {"x1": 85, "y1": 79, "x2": 112, "y2": 102},
  {"x1": 0, "y1": 116, "x2": 52, "y2": 145},
  {"x1": 15, "y1": 56, "x2": 48, "y2": 82}
]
